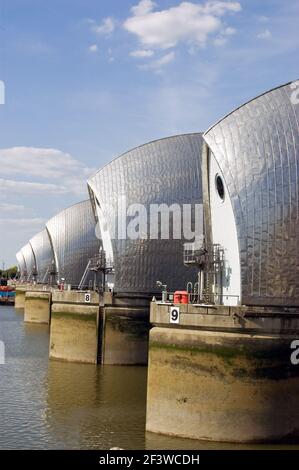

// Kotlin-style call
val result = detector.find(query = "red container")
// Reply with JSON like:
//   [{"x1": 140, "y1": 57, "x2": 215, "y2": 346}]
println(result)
[
  {"x1": 174, "y1": 291, "x2": 189, "y2": 304},
  {"x1": 0, "y1": 286, "x2": 9, "y2": 292}
]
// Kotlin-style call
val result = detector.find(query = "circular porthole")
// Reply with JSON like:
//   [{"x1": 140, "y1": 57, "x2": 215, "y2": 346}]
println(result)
[{"x1": 215, "y1": 174, "x2": 225, "y2": 202}]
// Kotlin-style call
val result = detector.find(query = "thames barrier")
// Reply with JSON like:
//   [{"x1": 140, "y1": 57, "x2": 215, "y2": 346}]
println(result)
[{"x1": 5, "y1": 80, "x2": 299, "y2": 445}]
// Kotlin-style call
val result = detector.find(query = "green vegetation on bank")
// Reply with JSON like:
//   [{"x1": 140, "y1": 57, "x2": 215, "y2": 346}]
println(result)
[{"x1": 0, "y1": 266, "x2": 18, "y2": 279}]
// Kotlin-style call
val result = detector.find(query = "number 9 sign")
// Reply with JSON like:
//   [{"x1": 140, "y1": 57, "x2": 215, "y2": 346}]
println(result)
[{"x1": 170, "y1": 307, "x2": 180, "y2": 324}]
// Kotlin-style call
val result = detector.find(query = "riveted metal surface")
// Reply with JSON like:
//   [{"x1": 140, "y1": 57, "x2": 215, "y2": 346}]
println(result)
[
  {"x1": 29, "y1": 229, "x2": 55, "y2": 283},
  {"x1": 204, "y1": 81, "x2": 299, "y2": 306},
  {"x1": 16, "y1": 250, "x2": 27, "y2": 280},
  {"x1": 21, "y1": 243, "x2": 36, "y2": 281},
  {"x1": 46, "y1": 200, "x2": 101, "y2": 287},
  {"x1": 88, "y1": 134, "x2": 203, "y2": 294}
]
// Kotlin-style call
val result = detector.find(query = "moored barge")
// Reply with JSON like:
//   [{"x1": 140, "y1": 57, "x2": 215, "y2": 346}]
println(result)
[{"x1": 0, "y1": 285, "x2": 16, "y2": 305}]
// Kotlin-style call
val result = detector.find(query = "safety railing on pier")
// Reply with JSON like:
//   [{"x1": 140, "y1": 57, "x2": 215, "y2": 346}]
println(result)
[{"x1": 154, "y1": 290, "x2": 240, "y2": 307}]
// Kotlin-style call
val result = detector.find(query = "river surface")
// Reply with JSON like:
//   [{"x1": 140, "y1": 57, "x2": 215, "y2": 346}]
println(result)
[{"x1": 0, "y1": 306, "x2": 298, "y2": 450}]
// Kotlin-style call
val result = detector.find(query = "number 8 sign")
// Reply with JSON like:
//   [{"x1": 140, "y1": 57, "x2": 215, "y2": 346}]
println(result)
[{"x1": 170, "y1": 307, "x2": 180, "y2": 324}]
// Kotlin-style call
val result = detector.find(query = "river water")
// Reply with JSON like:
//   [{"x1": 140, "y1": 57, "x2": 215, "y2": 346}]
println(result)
[{"x1": 0, "y1": 306, "x2": 297, "y2": 450}]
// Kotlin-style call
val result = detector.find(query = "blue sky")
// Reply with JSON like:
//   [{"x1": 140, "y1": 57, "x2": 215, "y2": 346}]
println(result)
[{"x1": 0, "y1": 0, "x2": 298, "y2": 267}]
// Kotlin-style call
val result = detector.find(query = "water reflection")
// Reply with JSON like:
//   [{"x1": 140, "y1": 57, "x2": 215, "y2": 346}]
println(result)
[
  {"x1": 45, "y1": 362, "x2": 147, "y2": 449},
  {"x1": 0, "y1": 306, "x2": 148, "y2": 449},
  {"x1": 0, "y1": 306, "x2": 298, "y2": 450}
]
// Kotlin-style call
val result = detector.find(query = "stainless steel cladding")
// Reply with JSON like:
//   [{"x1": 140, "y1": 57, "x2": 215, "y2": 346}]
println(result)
[
  {"x1": 46, "y1": 200, "x2": 101, "y2": 287},
  {"x1": 16, "y1": 250, "x2": 27, "y2": 280},
  {"x1": 203, "y1": 81, "x2": 299, "y2": 306},
  {"x1": 21, "y1": 243, "x2": 36, "y2": 281},
  {"x1": 29, "y1": 229, "x2": 55, "y2": 283},
  {"x1": 88, "y1": 134, "x2": 203, "y2": 295}
]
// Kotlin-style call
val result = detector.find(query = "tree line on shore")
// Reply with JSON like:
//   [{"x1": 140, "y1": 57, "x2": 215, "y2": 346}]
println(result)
[{"x1": 0, "y1": 266, "x2": 18, "y2": 279}]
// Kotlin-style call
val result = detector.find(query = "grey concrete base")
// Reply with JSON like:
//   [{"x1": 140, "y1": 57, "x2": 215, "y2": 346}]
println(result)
[
  {"x1": 146, "y1": 302, "x2": 299, "y2": 443},
  {"x1": 15, "y1": 288, "x2": 26, "y2": 309},
  {"x1": 48, "y1": 291, "x2": 150, "y2": 365},
  {"x1": 99, "y1": 306, "x2": 149, "y2": 365},
  {"x1": 49, "y1": 291, "x2": 100, "y2": 365},
  {"x1": 24, "y1": 291, "x2": 52, "y2": 324}
]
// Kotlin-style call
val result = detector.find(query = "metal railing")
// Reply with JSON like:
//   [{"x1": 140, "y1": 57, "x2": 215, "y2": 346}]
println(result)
[
  {"x1": 155, "y1": 290, "x2": 240, "y2": 307},
  {"x1": 78, "y1": 253, "x2": 114, "y2": 291}
]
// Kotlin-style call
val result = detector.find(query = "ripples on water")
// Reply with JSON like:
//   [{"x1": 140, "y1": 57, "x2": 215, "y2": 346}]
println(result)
[{"x1": 0, "y1": 306, "x2": 298, "y2": 450}]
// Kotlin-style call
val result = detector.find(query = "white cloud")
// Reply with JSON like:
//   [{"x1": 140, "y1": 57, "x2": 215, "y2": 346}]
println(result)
[
  {"x1": 214, "y1": 36, "x2": 228, "y2": 46},
  {"x1": 257, "y1": 29, "x2": 272, "y2": 40},
  {"x1": 214, "y1": 25, "x2": 236, "y2": 46},
  {"x1": 0, "y1": 147, "x2": 95, "y2": 196},
  {"x1": 0, "y1": 147, "x2": 92, "y2": 179},
  {"x1": 0, "y1": 147, "x2": 95, "y2": 264},
  {"x1": 140, "y1": 51, "x2": 176, "y2": 71},
  {"x1": 152, "y1": 51, "x2": 176, "y2": 67},
  {"x1": 202, "y1": 1, "x2": 241, "y2": 15},
  {"x1": 0, "y1": 178, "x2": 62, "y2": 195},
  {"x1": 124, "y1": 1, "x2": 241, "y2": 50},
  {"x1": 0, "y1": 203, "x2": 30, "y2": 213},
  {"x1": 0, "y1": 218, "x2": 46, "y2": 228},
  {"x1": 130, "y1": 49, "x2": 154, "y2": 58},
  {"x1": 131, "y1": 0, "x2": 157, "y2": 16},
  {"x1": 92, "y1": 17, "x2": 115, "y2": 36},
  {"x1": 89, "y1": 44, "x2": 98, "y2": 53},
  {"x1": 223, "y1": 26, "x2": 236, "y2": 35}
]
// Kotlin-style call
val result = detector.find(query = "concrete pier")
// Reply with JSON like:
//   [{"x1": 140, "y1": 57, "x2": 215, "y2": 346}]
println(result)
[
  {"x1": 49, "y1": 291, "x2": 100, "y2": 365},
  {"x1": 15, "y1": 287, "x2": 27, "y2": 309},
  {"x1": 99, "y1": 295, "x2": 149, "y2": 365},
  {"x1": 48, "y1": 291, "x2": 150, "y2": 365},
  {"x1": 14, "y1": 286, "x2": 150, "y2": 365},
  {"x1": 146, "y1": 302, "x2": 299, "y2": 443},
  {"x1": 24, "y1": 291, "x2": 52, "y2": 324}
]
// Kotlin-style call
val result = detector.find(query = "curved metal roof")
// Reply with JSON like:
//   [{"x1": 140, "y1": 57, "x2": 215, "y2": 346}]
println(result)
[
  {"x1": 21, "y1": 243, "x2": 36, "y2": 282},
  {"x1": 16, "y1": 250, "x2": 27, "y2": 280},
  {"x1": 46, "y1": 200, "x2": 101, "y2": 287},
  {"x1": 204, "y1": 80, "x2": 299, "y2": 306},
  {"x1": 88, "y1": 133, "x2": 203, "y2": 294},
  {"x1": 29, "y1": 229, "x2": 55, "y2": 284}
]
